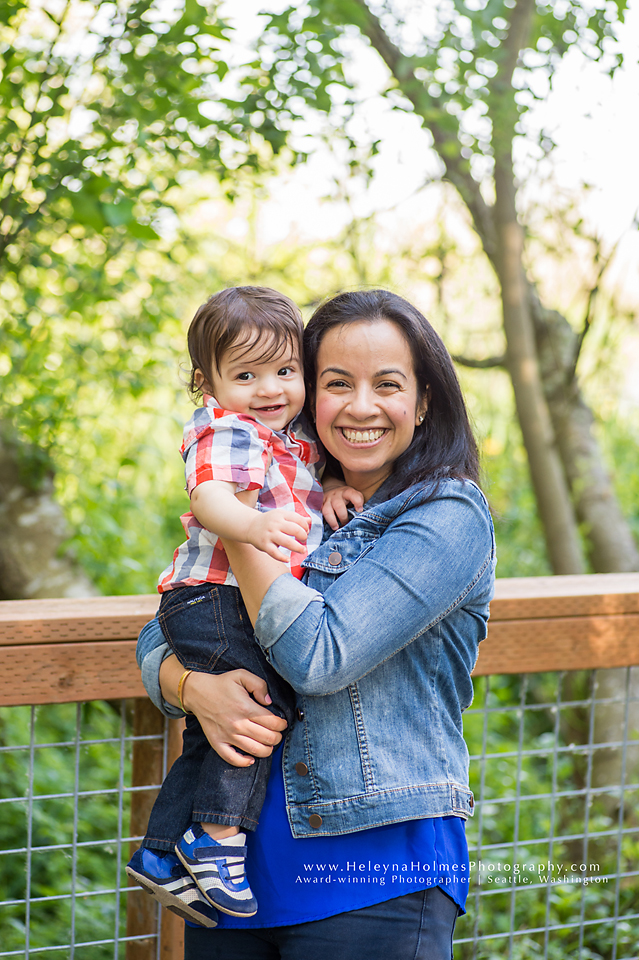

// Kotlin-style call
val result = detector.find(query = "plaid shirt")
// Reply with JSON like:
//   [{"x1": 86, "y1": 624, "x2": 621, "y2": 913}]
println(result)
[{"x1": 158, "y1": 398, "x2": 324, "y2": 591}]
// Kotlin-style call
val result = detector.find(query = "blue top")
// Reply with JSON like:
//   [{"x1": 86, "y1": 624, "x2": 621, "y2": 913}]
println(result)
[{"x1": 213, "y1": 743, "x2": 469, "y2": 929}]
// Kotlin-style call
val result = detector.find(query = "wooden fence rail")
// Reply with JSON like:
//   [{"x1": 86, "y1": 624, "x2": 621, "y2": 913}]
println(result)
[
  {"x1": 1, "y1": 574, "x2": 639, "y2": 707},
  {"x1": 1, "y1": 571, "x2": 639, "y2": 958}
]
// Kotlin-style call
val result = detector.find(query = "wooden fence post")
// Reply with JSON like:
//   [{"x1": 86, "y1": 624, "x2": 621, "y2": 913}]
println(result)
[
  {"x1": 159, "y1": 717, "x2": 186, "y2": 959},
  {"x1": 126, "y1": 698, "x2": 165, "y2": 960}
]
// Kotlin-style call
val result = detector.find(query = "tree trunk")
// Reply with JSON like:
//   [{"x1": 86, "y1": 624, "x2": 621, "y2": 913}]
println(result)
[
  {"x1": 492, "y1": 156, "x2": 586, "y2": 574},
  {"x1": 530, "y1": 294, "x2": 639, "y2": 572},
  {"x1": 0, "y1": 431, "x2": 98, "y2": 600}
]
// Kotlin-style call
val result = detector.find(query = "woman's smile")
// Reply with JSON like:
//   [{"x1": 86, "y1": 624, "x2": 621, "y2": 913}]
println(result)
[{"x1": 338, "y1": 427, "x2": 387, "y2": 444}]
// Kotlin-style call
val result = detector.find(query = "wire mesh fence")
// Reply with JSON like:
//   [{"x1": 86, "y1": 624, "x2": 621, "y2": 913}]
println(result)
[
  {"x1": 0, "y1": 700, "x2": 166, "y2": 959},
  {"x1": 460, "y1": 667, "x2": 639, "y2": 960},
  {"x1": 0, "y1": 668, "x2": 637, "y2": 959}
]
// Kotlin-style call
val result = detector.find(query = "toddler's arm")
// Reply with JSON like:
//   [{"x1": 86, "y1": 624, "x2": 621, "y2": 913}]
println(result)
[
  {"x1": 321, "y1": 476, "x2": 365, "y2": 530},
  {"x1": 191, "y1": 480, "x2": 310, "y2": 562}
]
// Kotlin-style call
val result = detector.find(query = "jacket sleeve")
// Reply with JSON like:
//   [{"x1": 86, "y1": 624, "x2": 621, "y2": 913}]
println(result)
[
  {"x1": 137, "y1": 618, "x2": 185, "y2": 718},
  {"x1": 254, "y1": 491, "x2": 494, "y2": 696}
]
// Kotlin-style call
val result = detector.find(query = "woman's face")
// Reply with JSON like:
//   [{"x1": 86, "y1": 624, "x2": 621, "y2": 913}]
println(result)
[{"x1": 314, "y1": 319, "x2": 427, "y2": 500}]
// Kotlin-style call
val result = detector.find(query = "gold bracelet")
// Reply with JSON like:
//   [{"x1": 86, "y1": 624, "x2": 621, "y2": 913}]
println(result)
[{"x1": 177, "y1": 669, "x2": 194, "y2": 715}]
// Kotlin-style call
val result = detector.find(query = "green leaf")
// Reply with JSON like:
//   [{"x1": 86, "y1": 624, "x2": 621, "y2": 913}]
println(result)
[
  {"x1": 127, "y1": 220, "x2": 159, "y2": 240},
  {"x1": 103, "y1": 200, "x2": 134, "y2": 228}
]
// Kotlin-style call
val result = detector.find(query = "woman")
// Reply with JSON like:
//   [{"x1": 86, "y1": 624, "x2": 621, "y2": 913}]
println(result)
[{"x1": 138, "y1": 290, "x2": 495, "y2": 958}]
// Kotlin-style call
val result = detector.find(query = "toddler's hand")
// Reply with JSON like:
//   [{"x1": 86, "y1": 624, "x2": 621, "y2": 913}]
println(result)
[
  {"x1": 322, "y1": 485, "x2": 364, "y2": 530},
  {"x1": 246, "y1": 508, "x2": 310, "y2": 560}
]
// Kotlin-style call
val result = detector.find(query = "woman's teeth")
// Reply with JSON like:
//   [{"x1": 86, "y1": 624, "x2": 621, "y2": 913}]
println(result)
[{"x1": 342, "y1": 428, "x2": 385, "y2": 443}]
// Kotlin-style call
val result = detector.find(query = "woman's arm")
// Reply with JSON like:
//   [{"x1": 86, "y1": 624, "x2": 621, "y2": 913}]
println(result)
[
  {"x1": 227, "y1": 487, "x2": 495, "y2": 697},
  {"x1": 221, "y1": 540, "x2": 289, "y2": 624}
]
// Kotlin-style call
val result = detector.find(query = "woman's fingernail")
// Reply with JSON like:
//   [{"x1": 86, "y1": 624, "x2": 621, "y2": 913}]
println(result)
[{"x1": 265, "y1": 694, "x2": 272, "y2": 704}]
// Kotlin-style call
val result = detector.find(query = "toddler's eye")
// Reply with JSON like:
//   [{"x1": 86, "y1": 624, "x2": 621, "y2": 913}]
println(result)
[
  {"x1": 236, "y1": 372, "x2": 254, "y2": 381},
  {"x1": 278, "y1": 366, "x2": 295, "y2": 376}
]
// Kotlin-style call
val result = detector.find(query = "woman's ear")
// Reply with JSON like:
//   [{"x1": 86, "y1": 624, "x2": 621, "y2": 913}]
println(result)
[{"x1": 415, "y1": 390, "x2": 429, "y2": 426}]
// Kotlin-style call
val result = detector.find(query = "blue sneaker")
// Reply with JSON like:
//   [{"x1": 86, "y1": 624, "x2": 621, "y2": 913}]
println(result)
[
  {"x1": 175, "y1": 825, "x2": 257, "y2": 917},
  {"x1": 126, "y1": 847, "x2": 218, "y2": 928}
]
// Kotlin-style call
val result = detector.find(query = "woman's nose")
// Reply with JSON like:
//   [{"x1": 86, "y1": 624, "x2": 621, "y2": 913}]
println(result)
[{"x1": 346, "y1": 385, "x2": 378, "y2": 419}]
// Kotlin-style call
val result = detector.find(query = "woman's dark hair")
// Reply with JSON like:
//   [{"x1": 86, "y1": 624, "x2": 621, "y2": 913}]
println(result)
[
  {"x1": 304, "y1": 289, "x2": 479, "y2": 497},
  {"x1": 187, "y1": 286, "x2": 303, "y2": 400}
]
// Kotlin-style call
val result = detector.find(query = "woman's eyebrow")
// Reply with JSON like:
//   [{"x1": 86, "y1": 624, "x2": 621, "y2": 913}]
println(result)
[{"x1": 319, "y1": 366, "x2": 407, "y2": 379}]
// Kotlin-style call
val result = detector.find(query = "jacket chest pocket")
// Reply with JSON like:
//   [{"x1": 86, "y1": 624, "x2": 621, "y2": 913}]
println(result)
[{"x1": 303, "y1": 535, "x2": 377, "y2": 577}]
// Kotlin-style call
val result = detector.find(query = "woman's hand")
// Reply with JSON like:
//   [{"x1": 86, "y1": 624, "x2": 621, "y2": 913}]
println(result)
[{"x1": 160, "y1": 655, "x2": 287, "y2": 767}]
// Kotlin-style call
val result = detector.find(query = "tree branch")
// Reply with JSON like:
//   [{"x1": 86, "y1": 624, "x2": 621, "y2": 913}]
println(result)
[
  {"x1": 351, "y1": 0, "x2": 498, "y2": 266},
  {"x1": 570, "y1": 230, "x2": 623, "y2": 377},
  {"x1": 452, "y1": 354, "x2": 506, "y2": 369}
]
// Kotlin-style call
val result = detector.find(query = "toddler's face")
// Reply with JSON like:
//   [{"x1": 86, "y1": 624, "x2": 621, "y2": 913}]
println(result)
[{"x1": 205, "y1": 335, "x2": 306, "y2": 431}]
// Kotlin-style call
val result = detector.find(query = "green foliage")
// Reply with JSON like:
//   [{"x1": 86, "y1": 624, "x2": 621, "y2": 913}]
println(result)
[
  {"x1": 0, "y1": 0, "x2": 269, "y2": 253},
  {"x1": 482, "y1": 427, "x2": 551, "y2": 579},
  {"x1": 600, "y1": 412, "x2": 639, "y2": 547},
  {"x1": 0, "y1": 0, "x2": 284, "y2": 483}
]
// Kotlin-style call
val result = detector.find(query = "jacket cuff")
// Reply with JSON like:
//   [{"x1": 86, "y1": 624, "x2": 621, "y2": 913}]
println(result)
[
  {"x1": 254, "y1": 573, "x2": 322, "y2": 650},
  {"x1": 138, "y1": 619, "x2": 185, "y2": 719}
]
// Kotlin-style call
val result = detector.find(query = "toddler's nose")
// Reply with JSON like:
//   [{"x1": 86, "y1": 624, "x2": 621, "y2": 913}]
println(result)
[{"x1": 257, "y1": 375, "x2": 283, "y2": 396}]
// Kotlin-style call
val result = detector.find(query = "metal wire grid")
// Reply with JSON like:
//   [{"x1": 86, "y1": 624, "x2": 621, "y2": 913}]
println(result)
[
  {"x1": 458, "y1": 667, "x2": 639, "y2": 960},
  {"x1": 0, "y1": 700, "x2": 167, "y2": 959},
  {"x1": 0, "y1": 669, "x2": 637, "y2": 959}
]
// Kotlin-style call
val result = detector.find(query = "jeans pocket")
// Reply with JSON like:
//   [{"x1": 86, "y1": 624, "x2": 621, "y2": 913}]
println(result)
[{"x1": 158, "y1": 587, "x2": 229, "y2": 671}]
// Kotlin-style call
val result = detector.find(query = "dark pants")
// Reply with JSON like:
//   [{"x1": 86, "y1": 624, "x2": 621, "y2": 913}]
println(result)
[
  {"x1": 184, "y1": 888, "x2": 459, "y2": 960},
  {"x1": 143, "y1": 584, "x2": 296, "y2": 852}
]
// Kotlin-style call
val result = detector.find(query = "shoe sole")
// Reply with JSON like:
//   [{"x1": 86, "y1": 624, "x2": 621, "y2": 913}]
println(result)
[
  {"x1": 174, "y1": 847, "x2": 258, "y2": 918},
  {"x1": 125, "y1": 864, "x2": 218, "y2": 928}
]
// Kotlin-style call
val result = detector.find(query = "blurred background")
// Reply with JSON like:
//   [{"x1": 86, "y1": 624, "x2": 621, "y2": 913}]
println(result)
[{"x1": 1, "y1": 0, "x2": 638, "y2": 600}]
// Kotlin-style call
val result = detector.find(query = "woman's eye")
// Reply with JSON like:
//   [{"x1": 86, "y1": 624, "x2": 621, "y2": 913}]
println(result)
[
  {"x1": 378, "y1": 381, "x2": 400, "y2": 390},
  {"x1": 326, "y1": 379, "x2": 349, "y2": 389}
]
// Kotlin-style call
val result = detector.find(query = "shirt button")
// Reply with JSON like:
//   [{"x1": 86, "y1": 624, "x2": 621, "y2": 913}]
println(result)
[
  {"x1": 296, "y1": 708, "x2": 305, "y2": 722},
  {"x1": 295, "y1": 762, "x2": 309, "y2": 776},
  {"x1": 328, "y1": 551, "x2": 342, "y2": 566},
  {"x1": 308, "y1": 814, "x2": 323, "y2": 829}
]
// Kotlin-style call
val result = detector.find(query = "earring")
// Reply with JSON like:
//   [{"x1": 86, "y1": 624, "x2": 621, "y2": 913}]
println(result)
[{"x1": 418, "y1": 414, "x2": 424, "y2": 423}]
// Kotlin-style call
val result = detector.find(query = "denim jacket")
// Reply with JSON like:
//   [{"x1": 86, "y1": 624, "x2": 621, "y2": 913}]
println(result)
[{"x1": 137, "y1": 477, "x2": 495, "y2": 840}]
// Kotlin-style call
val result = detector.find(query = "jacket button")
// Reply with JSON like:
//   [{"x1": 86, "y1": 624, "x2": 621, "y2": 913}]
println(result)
[
  {"x1": 296, "y1": 708, "x2": 305, "y2": 722},
  {"x1": 328, "y1": 551, "x2": 342, "y2": 566},
  {"x1": 308, "y1": 814, "x2": 323, "y2": 829},
  {"x1": 295, "y1": 762, "x2": 309, "y2": 776},
  {"x1": 469, "y1": 795, "x2": 474, "y2": 809}
]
